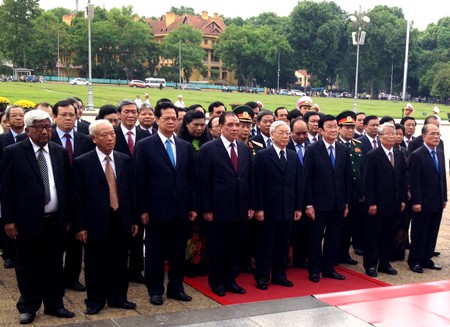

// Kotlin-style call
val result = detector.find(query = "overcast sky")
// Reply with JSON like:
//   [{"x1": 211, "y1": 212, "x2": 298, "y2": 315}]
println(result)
[{"x1": 35, "y1": 0, "x2": 446, "y2": 31}]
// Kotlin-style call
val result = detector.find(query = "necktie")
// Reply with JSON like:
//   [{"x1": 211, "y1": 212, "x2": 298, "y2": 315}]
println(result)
[
  {"x1": 296, "y1": 143, "x2": 304, "y2": 164},
  {"x1": 431, "y1": 150, "x2": 440, "y2": 172},
  {"x1": 65, "y1": 133, "x2": 73, "y2": 164},
  {"x1": 144, "y1": 129, "x2": 151, "y2": 134},
  {"x1": 372, "y1": 139, "x2": 378, "y2": 149},
  {"x1": 388, "y1": 151, "x2": 395, "y2": 167},
  {"x1": 405, "y1": 139, "x2": 409, "y2": 148},
  {"x1": 166, "y1": 138, "x2": 176, "y2": 168},
  {"x1": 280, "y1": 149, "x2": 287, "y2": 166},
  {"x1": 37, "y1": 148, "x2": 51, "y2": 205},
  {"x1": 127, "y1": 131, "x2": 134, "y2": 155},
  {"x1": 312, "y1": 137, "x2": 317, "y2": 142},
  {"x1": 251, "y1": 128, "x2": 257, "y2": 137},
  {"x1": 346, "y1": 141, "x2": 351, "y2": 149},
  {"x1": 266, "y1": 138, "x2": 272, "y2": 148},
  {"x1": 230, "y1": 143, "x2": 238, "y2": 172},
  {"x1": 329, "y1": 145, "x2": 335, "y2": 169},
  {"x1": 105, "y1": 155, "x2": 119, "y2": 210}
]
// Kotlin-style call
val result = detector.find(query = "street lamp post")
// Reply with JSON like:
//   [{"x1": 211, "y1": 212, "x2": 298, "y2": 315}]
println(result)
[
  {"x1": 86, "y1": 2, "x2": 94, "y2": 111},
  {"x1": 350, "y1": 7, "x2": 370, "y2": 113},
  {"x1": 277, "y1": 50, "x2": 280, "y2": 93},
  {"x1": 178, "y1": 41, "x2": 182, "y2": 86}
]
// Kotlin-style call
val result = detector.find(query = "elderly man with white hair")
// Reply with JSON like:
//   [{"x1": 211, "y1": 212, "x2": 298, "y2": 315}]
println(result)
[{"x1": 2, "y1": 110, "x2": 74, "y2": 324}]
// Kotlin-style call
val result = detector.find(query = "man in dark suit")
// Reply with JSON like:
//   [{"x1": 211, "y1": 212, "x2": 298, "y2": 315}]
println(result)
[
  {"x1": 249, "y1": 110, "x2": 274, "y2": 153},
  {"x1": 253, "y1": 121, "x2": 302, "y2": 290},
  {"x1": 245, "y1": 101, "x2": 260, "y2": 137},
  {"x1": 287, "y1": 118, "x2": 309, "y2": 269},
  {"x1": 0, "y1": 105, "x2": 25, "y2": 269},
  {"x1": 197, "y1": 112, "x2": 254, "y2": 296},
  {"x1": 408, "y1": 124, "x2": 447, "y2": 273},
  {"x1": 363, "y1": 123, "x2": 407, "y2": 278},
  {"x1": 357, "y1": 115, "x2": 380, "y2": 154},
  {"x1": 64, "y1": 98, "x2": 90, "y2": 135},
  {"x1": 303, "y1": 111, "x2": 322, "y2": 145},
  {"x1": 399, "y1": 116, "x2": 416, "y2": 148},
  {"x1": 134, "y1": 101, "x2": 197, "y2": 306},
  {"x1": 354, "y1": 112, "x2": 365, "y2": 139},
  {"x1": 408, "y1": 116, "x2": 444, "y2": 154},
  {"x1": 2, "y1": 110, "x2": 74, "y2": 324},
  {"x1": 73, "y1": 120, "x2": 138, "y2": 314},
  {"x1": 52, "y1": 100, "x2": 94, "y2": 292},
  {"x1": 303, "y1": 115, "x2": 352, "y2": 283},
  {"x1": 73, "y1": 97, "x2": 91, "y2": 126},
  {"x1": 137, "y1": 105, "x2": 158, "y2": 135},
  {"x1": 114, "y1": 99, "x2": 149, "y2": 284}
]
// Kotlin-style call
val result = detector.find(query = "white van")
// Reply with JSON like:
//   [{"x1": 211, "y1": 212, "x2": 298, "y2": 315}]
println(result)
[{"x1": 145, "y1": 77, "x2": 166, "y2": 88}]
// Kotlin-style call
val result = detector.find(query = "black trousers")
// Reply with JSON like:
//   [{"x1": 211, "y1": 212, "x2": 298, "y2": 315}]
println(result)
[
  {"x1": 84, "y1": 210, "x2": 130, "y2": 308},
  {"x1": 254, "y1": 220, "x2": 292, "y2": 283},
  {"x1": 144, "y1": 220, "x2": 190, "y2": 296},
  {"x1": 339, "y1": 199, "x2": 364, "y2": 258},
  {"x1": 291, "y1": 213, "x2": 309, "y2": 267},
  {"x1": 128, "y1": 221, "x2": 145, "y2": 277},
  {"x1": 308, "y1": 208, "x2": 344, "y2": 275},
  {"x1": 408, "y1": 211, "x2": 442, "y2": 266},
  {"x1": 363, "y1": 212, "x2": 396, "y2": 270},
  {"x1": 207, "y1": 220, "x2": 244, "y2": 289},
  {"x1": 63, "y1": 230, "x2": 83, "y2": 286},
  {"x1": 1, "y1": 217, "x2": 14, "y2": 261},
  {"x1": 14, "y1": 214, "x2": 65, "y2": 314}
]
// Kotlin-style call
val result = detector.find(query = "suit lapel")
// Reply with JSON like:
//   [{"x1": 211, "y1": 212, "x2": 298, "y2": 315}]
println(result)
[
  {"x1": 217, "y1": 139, "x2": 236, "y2": 173},
  {"x1": 24, "y1": 140, "x2": 43, "y2": 182},
  {"x1": 153, "y1": 136, "x2": 175, "y2": 170},
  {"x1": 318, "y1": 140, "x2": 334, "y2": 170},
  {"x1": 174, "y1": 137, "x2": 183, "y2": 170},
  {"x1": 113, "y1": 151, "x2": 124, "y2": 182},
  {"x1": 89, "y1": 151, "x2": 108, "y2": 183},
  {"x1": 269, "y1": 147, "x2": 285, "y2": 172}
]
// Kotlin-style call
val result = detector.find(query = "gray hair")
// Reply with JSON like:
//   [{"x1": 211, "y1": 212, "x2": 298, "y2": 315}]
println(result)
[
  {"x1": 5, "y1": 105, "x2": 25, "y2": 119},
  {"x1": 117, "y1": 99, "x2": 137, "y2": 112},
  {"x1": 377, "y1": 122, "x2": 395, "y2": 135},
  {"x1": 24, "y1": 110, "x2": 51, "y2": 127},
  {"x1": 270, "y1": 120, "x2": 290, "y2": 135},
  {"x1": 89, "y1": 119, "x2": 113, "y2": 136}
]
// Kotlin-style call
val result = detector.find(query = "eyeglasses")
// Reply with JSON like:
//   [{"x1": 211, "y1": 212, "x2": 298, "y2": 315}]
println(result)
[
  {"x1": 30, "y1": 124, "x2": 52, "y2": 132},
  {"x1": 223, "y1": 123, "x2": 240, "y2": 128},
  {"x1": 428, "y1": 132, "x2": 442, "y2": 137}
]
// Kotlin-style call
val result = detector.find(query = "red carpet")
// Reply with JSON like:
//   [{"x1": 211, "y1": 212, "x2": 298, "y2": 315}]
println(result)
[
  {"x1": 184, "y1": 266, "x2": 390, "y2": 305},
  {"x1": 316, "y1": 280, "x2": 450, "y2": 326}
]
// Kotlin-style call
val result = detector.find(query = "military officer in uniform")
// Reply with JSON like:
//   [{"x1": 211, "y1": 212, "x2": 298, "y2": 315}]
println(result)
[
  {"x1": 234, "y1": 105, "x2": 255, "y2": 145},
  {"x1": 336, "y1": 111, "x2": 365, "y2": 264}
]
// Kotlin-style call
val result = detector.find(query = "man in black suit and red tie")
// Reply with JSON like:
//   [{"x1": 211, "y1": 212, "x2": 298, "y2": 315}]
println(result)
[
  {"x1": 408, "y1": 124, "x2": 447, "y2": 273},
  {"x1": 73, "y1": 120, "x2": 138, "y2": 315},
  {"x1": 363, "y1": 123, "x2": 407, "y2": 278},
  {"x1": 357, "y1": 115, "x2": 380, "y2": 154},
  {"x1": 2, "y1": 110, "x2": 74, "y2": 324},
  {"x1": 303, "y1": 115, "x2": 352, "y2": 283},
  {"x1": 197, "y1": 112, "x2": 254, "y2": 297},
  {"x1": 134, "y1": 101, "x2": 197, "y2": 306},
  {"x1": 253, "y1": 121, "x2": 302, "y2": 290},
  {"x1": 51, "y1": 100, "x2": 94, "y2": 292}
]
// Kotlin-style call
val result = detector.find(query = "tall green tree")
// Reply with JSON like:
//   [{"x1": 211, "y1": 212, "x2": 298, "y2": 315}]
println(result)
[
  {"x1": 0, "y1": 0, "x2": 41, "y2": 67},
  {"x1": 163, "y1": 25, "x2": 204, "y2": 83}
]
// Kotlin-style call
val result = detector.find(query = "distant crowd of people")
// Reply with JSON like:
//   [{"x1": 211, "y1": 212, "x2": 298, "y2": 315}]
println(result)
[{"x1": 0, "y1": 95, "x2": 446, "y2": 324}]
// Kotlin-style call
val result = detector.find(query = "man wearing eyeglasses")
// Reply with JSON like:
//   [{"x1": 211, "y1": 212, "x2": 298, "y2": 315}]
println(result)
[{"x1": 2, "y1": 110, "x2": 74, "y2": 324}]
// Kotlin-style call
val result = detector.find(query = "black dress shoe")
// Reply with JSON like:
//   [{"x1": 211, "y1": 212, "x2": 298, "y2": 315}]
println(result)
[
  {"x1": 108, "y1": 300, "x2": 137, "y2": 309},
  {"x1": 410, "y1": 264, "x2": 424, "y2": 274},
  {"x1": 256, "y1": 281, "x2": 268, "y2": 290},
  {"x1": 44, "y1": 307, "x2": 75, "y2": 318},
  {"x1": 433, "y1": 251, "x2": 441, "y2": 257},
  {"x1": 340, "y1": 257, "x2": 358, "y2": 265},
  {"x1": 19, "y1": 312, "x2": 35, "y2": 324},
  {"x1": 226, "y1": 282, "x2": 246, "y2": 294},
  {"x1": 167, "y1": 291, "x2": 192, "y2": 302},
  {"x1": 323, "y1": 270, "x2": 345, "y2": 280},
  {"x1": 366, "y1": 267, "x2": 377, "y2": 277},
  {"x1": 4, "y1": 258, "x2": 14, "y2": 269},
  {"x1": 423, "y1": 262, "x2": 442, "y2": 270},
  {"x1": 211, "y1": 287, "x2": 225, "y2": 297},
  {"x1": 272, "y1": 278, "x2": 294, "y2": 287},
  {"x1": 150, "y1": 295, "x2": 164, "y2": 305},
  {"x1": 378, "y1": 266, "x2": 398, "y2": 275},
  {"x1": 85, "y1": 306, "x2": 101, "y2": 315},
  {"x1": 66, "y1": 281, "x2": 86, "y2": 292},
  {"x1": 309, "y1": 273, "x2": 320, "y2": 282},
  {"x1": 354, "y1": 248, "x2": 364, "y2": 256},
  {"x1": 129, "y1": 273, "x2": 146, "y2": 284}
]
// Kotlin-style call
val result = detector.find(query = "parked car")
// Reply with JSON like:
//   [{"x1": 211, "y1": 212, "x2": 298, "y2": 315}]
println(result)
[
  {"x1": 129, "y1": 80, "x2": 148, "y2": 88},
  {"x1": 291, "y1": 89, "x2": 306, "y2": 96},
  {"x1": 69, "y1": 78, "x2": 89, "y2": 85},
  {"x1": 222, "y1": 86, "x2": 233, "y2": 92},
  {"x1": 279, "y1": 89, "x2": 291, "y2": 96},
  {"x1": 184, "y1": 84, "x2": 201, "y2": 91}
]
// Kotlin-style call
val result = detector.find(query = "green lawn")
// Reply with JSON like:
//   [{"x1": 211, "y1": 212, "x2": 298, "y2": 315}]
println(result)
[{"x1": 0, "y1": 82, "x2": 447, "y2": 119}]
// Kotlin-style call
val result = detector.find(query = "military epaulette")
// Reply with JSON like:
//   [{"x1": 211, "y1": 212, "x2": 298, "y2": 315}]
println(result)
[
  {"x1": 352, "y1": 138, "x2": 362, "y2": 144},
  {"x1": 250, "y1": 140, "x2": 264, "y2": 147}
]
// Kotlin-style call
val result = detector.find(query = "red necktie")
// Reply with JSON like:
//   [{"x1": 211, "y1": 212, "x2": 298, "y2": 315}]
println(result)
[
  {"x1": 372, "y1": 139, "x2": 378, "y2": 149},
  {"x1": 127, "y1": 131, "x2": 134, "y2": 155},
  {"x1": 230, "y1": 143, "x2": 238, "y2": 172},
  {"x1": 65, "y1": 133, "x2": 73, "y2": 164}
]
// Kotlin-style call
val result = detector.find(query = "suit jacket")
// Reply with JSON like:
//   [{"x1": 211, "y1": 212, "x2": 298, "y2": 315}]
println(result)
[
  {"x1": 357, "y1": 135, "x2": 380, "y2": 155},
  {"x1": 400, "y1": 136, "x2": 415, "y2": 148},
  {"x1": 409, "y1": 145, "x2": 447, "y2": 213},
  {"x1": 287, "y1": 139, "x2": 304, "y2": 175},
  {"x1": 134, "y1": 134, "x2": 196, "y2": 221},
  {"x1": 51, "y1": 129, "x2": 94, "y2": 159},
  {"x1": 303, "y1": 139, "x2": 352, "y2": 212},
  {"x1": 72, "y1": 150, "x2": 134, "y2": 240},
  {"x1": 197, "y1": 138, "x2": 253, "y2": 222},
  {"x1": 79, "y1": 118, "x2": 91, "y2": 126},
  {"x1": 0, "y1": 130, "x2": 22, "y2": 195},
  {"x1": 137, "y1": 125, "x2": 158, "y2": 135},
  {"x1": 75, "y1": 121, "x2": 90, "y2": 135},
  {"x1": 253, "y1": 147, "x2": 302, "y2": 220},
  {"x1": 114, "y1": 125, "x2": 149, "y2": 157},
  {"x1": 250, "y1": 133, "x2": 268, "y2": 149},
  {"x1": 408, "y1": 135, "x2": 444, "y2": 154},
  {"x1": 363, "y1": 146, "x2": 407, "y2": 215},
  {"x1": 1, "y1": 140, "x2": 72, "y2": 235}
]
